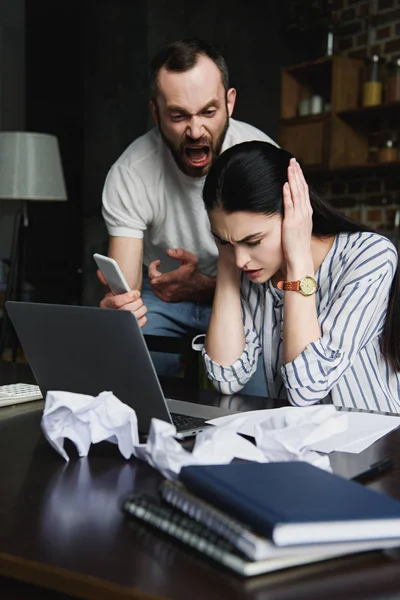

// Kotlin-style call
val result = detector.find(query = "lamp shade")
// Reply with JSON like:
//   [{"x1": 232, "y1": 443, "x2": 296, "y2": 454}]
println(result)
[{"x1": 0, "y1": 132, "x2": 67, "y2": 201}]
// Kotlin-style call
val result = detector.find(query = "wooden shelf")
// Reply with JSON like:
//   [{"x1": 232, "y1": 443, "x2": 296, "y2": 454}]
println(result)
[
  {"x1": 279, "y1": 56, "x2": 400, "y2": 173},
  {"x1": 280, "y1": 55, "x2": 365, "y2": 165},
  {"x1": 282, "y1": 56, "x2": 333, "y2": 101},
  {"x1": 280, "y1": 113, "x2": 330, "y2": 127},
  {"x1": 284, "y1": 56, "x2": 332, "y2": 86},
  {"x1": 302, "y1": 164, "x2": 327, "y2": 173},
  {"x1": 285, "y1": 55, "x2": 333, "y2": 73},
  {"x1": 305, "y1": 160, "x2": 400, "y2": 177},
  {"x1": 337, "y1": 102, "x2": 400, "y2": 129}
]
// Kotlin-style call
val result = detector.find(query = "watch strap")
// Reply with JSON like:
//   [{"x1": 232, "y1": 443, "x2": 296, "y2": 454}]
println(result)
[{"x1": 276, "y1": 280, "x2": 301, "y2": 292}]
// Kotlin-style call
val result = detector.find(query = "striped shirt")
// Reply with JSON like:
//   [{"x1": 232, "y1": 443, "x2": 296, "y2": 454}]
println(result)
[{"x1": 203, "y1": 232, "x2": 400, "y2": 413}]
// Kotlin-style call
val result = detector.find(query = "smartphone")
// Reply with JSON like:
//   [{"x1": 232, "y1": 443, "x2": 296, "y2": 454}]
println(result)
[{"x1": 93, "y1": 253, "x2": 130, "y2": 295}]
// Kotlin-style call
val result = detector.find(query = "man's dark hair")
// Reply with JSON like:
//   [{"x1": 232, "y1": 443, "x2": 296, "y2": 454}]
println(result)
[{"x1": 150, "y1": 38, "x2": 229, "y2": 100}]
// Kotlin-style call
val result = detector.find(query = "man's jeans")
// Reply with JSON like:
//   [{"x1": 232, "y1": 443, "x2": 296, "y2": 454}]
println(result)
[{"x1": 141, "y1": 273, "x2": 267, "y2": 397}]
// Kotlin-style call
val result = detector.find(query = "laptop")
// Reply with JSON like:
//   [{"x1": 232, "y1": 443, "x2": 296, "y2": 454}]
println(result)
[{"x1": 6, "y1": 302, "x2": 237, "y2": 437}]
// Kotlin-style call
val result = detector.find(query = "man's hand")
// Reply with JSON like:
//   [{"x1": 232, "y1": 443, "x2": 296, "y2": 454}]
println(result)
[
  {"x1": 148, "y1": 248, "x2": 215, "y2": 303},
  {"x1": 97, "y1": 269, "x2": 148, "y2": 328}
]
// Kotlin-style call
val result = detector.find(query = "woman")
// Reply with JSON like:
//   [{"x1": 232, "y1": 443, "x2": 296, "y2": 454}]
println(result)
[{"x1": 201, "y1": 141, "x2": 400, "y2": 412}]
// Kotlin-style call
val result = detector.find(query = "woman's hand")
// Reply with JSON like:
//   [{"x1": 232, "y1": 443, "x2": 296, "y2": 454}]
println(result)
[
  {"x1": 281, "y1": 159, "x2": 320, "y2": 365},
  {"x1": 216, "y1": 241, "x2": 242, "y2": 286},
  {"x1": 217, "y1": 240, "x2": 236, "y2": 266},
  {"x1": 282, "y1": 157, "x2": 314, "y2": 275}
]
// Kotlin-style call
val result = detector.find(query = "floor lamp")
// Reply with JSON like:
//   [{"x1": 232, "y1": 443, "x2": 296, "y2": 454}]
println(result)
[{"x1": 0, "y1": 132, "x2": 68, "y2": 360}]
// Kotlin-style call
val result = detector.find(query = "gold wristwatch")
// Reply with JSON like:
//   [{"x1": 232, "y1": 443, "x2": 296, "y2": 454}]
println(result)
[{"x1": 277, "y1": 275, "x2": 318, "y2": 296}]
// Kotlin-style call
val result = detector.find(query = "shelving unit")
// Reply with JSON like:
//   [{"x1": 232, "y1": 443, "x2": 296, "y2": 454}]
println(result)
[
  {"x1": 280, "y1": 55, "x2": 400, "y2": 172},
  {"x1": 280, "y1": 113, "x2": 330, "y2": 127},
  {"x1": 305, "y1": 160, "x2": 400, "y2": 179},
  {"x1": 336, "y1": 101, "x2": 400, "y2": 156}
]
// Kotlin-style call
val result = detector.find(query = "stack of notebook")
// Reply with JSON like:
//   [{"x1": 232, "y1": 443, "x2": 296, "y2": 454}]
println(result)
[{"x1": 122, "y1": 461, "x2": 400, "y2": 577}]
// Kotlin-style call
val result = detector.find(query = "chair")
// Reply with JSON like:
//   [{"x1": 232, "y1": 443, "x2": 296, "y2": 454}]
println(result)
[{"x1": 144, "y1": 333, "x2": 201, "y2": 389}]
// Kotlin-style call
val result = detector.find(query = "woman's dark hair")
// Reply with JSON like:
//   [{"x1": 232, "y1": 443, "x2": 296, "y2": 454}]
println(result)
[
  {"x1": 203, "y1": 140, "x2": 400, "y2": 371},
  {"x1": 150, "y1": 38, "x2": 229, "y2": 100}
]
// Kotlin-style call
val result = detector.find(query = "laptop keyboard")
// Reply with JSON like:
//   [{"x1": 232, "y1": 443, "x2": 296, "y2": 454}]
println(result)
[{"x1": 171, "y1": 413, "x2": 207, "y2": 432}]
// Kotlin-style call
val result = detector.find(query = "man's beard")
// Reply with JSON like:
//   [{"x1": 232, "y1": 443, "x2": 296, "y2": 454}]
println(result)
[{"x1": 158, "y1": 108, "x2": 229, "y2": 178}]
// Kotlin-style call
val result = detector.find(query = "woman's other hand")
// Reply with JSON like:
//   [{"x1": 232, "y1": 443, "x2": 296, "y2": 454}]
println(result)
[{"x1": 281, "y1": 157, "x2": 314, "y2": 274}]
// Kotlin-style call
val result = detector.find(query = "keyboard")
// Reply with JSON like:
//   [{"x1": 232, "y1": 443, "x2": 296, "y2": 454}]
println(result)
[
  {"x1": 171, "y1": 413, "x2": 207, "y2": 432},
  {"x1": 0, "y1": 383, "x2": 43, "y2": 407}
]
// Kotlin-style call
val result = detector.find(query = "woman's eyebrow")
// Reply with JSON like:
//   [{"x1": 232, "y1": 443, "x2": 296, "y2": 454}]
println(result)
[
  {"x1": 211, "y1": 231, "x2": 264, "y2": 243},
  {"x1": 236, "y1": 232, "x2": 264, "y2": 243},
  {"x1": 211, "y1": 231, "x2": 225, "y2": 243}
]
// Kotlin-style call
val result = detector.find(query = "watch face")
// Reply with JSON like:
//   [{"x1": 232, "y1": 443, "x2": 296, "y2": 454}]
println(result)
[{"x1": 299, "y1": 276, "x2": 318, "y2": 296}]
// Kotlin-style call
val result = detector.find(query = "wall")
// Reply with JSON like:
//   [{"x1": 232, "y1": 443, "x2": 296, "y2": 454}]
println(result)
[
  {"x1": 82, "y1": 0, "x2": 304, "y2": 305},
  {"x1": 24, "y1": 1, "x2": 85, "y2": 304},
  {"x1": 147, "y1": 0, "x2": 292, "y2": 140},
  {"x1": 324, "y1": 0, "x2": 400, "y2": 230},
  {"x1": 0, "y1": 0, "x2": 25, "y2": 264},
  {"x1": 82, "y1": 0, "x2": 149, "y2": 306}
]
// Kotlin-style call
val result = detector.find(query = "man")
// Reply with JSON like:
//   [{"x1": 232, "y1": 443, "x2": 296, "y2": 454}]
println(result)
[{"x1": 100, "y1": 38, "x2": 275, "y2": 394}]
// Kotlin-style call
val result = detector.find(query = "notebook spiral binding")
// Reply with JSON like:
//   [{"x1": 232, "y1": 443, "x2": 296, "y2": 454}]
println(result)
[{"x1": 160, "y1": 480, "x2": 268, "y2": 560}]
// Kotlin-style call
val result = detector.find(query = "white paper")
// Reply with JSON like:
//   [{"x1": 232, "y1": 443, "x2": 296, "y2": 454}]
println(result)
[
  {"x1": 41, "y1": 390, "x2": 141, "y2": 461},
  {"x1": 309, "y1": 411, "x2": 400, "y2": 454},
  {"x1": 208, "y1": 406, "x2": 400, "y2": 455},
  {"x1": 41, "y1": 391, "x2": 400, "y2": 482},
  {"x1": 138, "y1": 419, "x2": 268, "y2": 480},
  {"x1": 40, "y1": 391, "x2": 267, "y2": 478},
  {"x1": 207, "y1": 406, "x2": 339, "y2": 438}
]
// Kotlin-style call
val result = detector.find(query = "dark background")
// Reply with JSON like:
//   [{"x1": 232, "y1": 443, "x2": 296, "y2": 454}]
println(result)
[{"x1": 7, "y1": 0, "x2": 318, "y2": 307}]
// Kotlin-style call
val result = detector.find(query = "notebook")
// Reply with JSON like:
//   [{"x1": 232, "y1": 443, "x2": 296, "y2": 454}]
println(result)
[
  {"x1": 121, "y1": 493, "x2": 398, "y2": 577},
  {"x1": 160, "y1": 480, "x2": 400, "y2": 561},
  {"x1": 179, "y1": 461, "x2": 400, "y2": 546}
]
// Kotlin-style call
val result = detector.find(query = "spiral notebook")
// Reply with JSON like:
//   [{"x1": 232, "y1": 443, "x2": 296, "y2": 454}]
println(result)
[
  {"x1": 121, "y1": 493, "x2": 399, "y2": 577},
  {"x1": 160, "y1": 480, "x2": 400, "y2": 562},
  {"x1": 179, "y1": 462, "x2": 400, "y2": 546}
]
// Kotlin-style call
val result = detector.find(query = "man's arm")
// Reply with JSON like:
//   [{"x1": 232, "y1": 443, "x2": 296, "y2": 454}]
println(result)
[
  {"x1": 98, "y1": 236, "x2": 148, "y2": 327},
  {"x1": 108, "y1": 236, "x2": 144, "y2": 291}
]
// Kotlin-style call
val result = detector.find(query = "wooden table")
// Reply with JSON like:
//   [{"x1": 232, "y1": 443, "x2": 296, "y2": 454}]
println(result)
[{"x1": 1, "y1": 362, "x2": 400, "y2": 600}]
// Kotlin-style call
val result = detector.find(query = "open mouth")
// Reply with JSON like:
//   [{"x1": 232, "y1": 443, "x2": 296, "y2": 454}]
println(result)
[
  {"x1": 244, "y1": 269, "x2": 263, "y2": 279},
  {"x1": 184, "y1": 146, "x2": 211, "y2": 168}
]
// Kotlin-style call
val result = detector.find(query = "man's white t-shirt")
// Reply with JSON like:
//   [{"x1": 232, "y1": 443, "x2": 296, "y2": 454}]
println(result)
[{"x1": 102, "y1": 118, "x2": 276, "y2": 277}]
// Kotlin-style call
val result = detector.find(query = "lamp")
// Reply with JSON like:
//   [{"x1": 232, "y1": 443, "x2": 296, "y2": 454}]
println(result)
[{"x1": 0, "y1": 132, "x2": 67, "y2": 359}]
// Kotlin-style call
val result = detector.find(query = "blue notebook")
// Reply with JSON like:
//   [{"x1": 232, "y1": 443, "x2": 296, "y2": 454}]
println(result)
[{"x1": 179, "y1": 461, "x2": 400, "y2": 547}]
